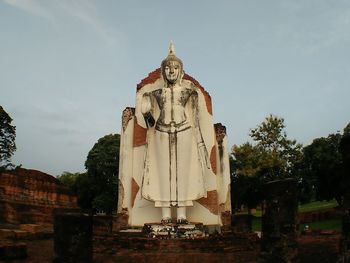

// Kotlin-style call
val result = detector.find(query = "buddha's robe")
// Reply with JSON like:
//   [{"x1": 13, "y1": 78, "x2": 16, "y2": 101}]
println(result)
[{"x1": 141, "y1": 82, "x2": 209, "y2": 207}]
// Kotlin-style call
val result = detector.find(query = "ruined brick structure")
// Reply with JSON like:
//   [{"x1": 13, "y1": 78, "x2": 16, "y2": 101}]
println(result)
[
  {"x1": 0, "y1": 168, "x2": 77, "y2": 225},
  {"x1": 339, "y1": 132, "x2": 350, "y2": 263},
  {"x1": 260, "y1": 178, "x2": 299, "y2": 263}
]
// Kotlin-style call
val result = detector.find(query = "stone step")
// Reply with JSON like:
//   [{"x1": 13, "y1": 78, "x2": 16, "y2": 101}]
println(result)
[{"x1": 0, "y1": 241, "x2": 27, "y2": 260}]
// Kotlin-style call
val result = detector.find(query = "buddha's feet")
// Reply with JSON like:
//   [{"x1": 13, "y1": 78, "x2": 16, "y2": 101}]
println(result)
[
  {"x1": 161, "y1": 217, "x2": 173, "y2": 225},
  {"x1": 176, "y1": 218, "x2": 189, "y2": 224}
]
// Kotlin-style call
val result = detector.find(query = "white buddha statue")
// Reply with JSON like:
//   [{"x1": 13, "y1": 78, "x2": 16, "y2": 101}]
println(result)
[{"x1": 140, "y1": 44, "x2": 210, "y2": 224}]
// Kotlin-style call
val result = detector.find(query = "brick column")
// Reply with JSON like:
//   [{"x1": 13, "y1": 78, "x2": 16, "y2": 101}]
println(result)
[
  {"x1": 232, "y1": 214, "x2": 253, "y2": 233},
  {"x1": 53, "y1": 212, "x2": 93, "y2": 263},
  {"x1": 259, "y1": 178, "x2": 298, "y2": 263},
  {"x1": 339, "y1": 133, "x2": 350, "y2": 263}
]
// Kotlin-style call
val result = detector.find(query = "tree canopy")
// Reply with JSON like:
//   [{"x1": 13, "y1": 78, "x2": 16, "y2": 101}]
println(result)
[
  {"x1": 58, "y1": 171, "x2": 95, "y2": 210},
  {"x1": 0, "y1": 106, "x2": 16, "y2": 169},
  {"x1": 58, "y1": 171, "x2": 81, "y2": 189},
  {"x1": 232, "y1": 142, "x2": 261, "y2": 177},
  {"x1": 249, "y1": 114, "x2": 303, "y2": 180},
  {"x1": 343, "y1": 123, "x2": 350, "y2": 136},
  {"x1": 231, "y1": 114, "x2": 303, "y2": 210},
  {"x1": 85, "y1": 134, "x2": 120, "y2": 214},
  {"x1": 58, "y1": 134, "x2": 120, "y2": 214},
  {"x1": 301, "y1": 132, "x2": 343, "y2": 205}
]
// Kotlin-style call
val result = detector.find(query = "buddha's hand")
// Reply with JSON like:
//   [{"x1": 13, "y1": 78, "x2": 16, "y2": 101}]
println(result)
[{"x1": 198, "y1": 142, "x2": 211, "y2": 169}]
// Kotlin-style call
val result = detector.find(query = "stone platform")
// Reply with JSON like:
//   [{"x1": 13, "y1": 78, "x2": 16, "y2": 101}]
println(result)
[
  {"x1": 142, "y1": 222, "x2": 206, "y2": 239},
  {"x1": 93, "y1": 230, "x2": 260, "y2": 263},
  {"x1": 0, "y1": 241, "x2": 27, "y2": 260}
]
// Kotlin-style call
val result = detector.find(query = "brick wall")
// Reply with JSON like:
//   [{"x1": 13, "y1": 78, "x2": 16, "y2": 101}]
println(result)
[{"x1": 0, "y1": 168, "x2": 77, "y2": 225}]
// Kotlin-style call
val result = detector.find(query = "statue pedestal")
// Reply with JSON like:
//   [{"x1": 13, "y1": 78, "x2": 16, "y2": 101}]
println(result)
[
  {"x1": 93, "y1": 229, "x2": 260, "y2": 262},
  {"x1": 143, "y1": 222, "x2": 206, "y2": 239}
]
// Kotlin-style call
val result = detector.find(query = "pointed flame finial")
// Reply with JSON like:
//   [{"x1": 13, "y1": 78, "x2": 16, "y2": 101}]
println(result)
[{"x1": 168, "y1": 42, "x2": 176, "y2": 56}]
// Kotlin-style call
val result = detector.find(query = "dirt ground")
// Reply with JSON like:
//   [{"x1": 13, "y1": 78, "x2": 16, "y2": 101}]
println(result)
[{"x1": 298, "y1": 233, "x2": 341, "y2": 263}]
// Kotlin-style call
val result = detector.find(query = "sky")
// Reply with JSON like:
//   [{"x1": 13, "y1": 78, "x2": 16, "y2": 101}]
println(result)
[{"x1": 1, "y1": 0, "x2": 349, "y2": 176}]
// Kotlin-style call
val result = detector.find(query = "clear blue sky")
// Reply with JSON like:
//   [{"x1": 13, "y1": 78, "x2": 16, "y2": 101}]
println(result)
[{"x1": 1, "y1": 0, "x2": 349, "y2": 176}]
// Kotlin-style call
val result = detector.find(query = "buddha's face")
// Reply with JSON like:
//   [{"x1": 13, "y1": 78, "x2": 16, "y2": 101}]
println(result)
[{"x1": 164, "y1": 60, "x2": 181, "y2": 84}]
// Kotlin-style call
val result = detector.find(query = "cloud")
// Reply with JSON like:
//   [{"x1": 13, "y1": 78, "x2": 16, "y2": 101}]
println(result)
[
  {"x1": 3, "y1": 0, "x2": 116, "y2": 43},
  {"x1": 4, "y1": 0, "x2": 53, "y2": 19}
]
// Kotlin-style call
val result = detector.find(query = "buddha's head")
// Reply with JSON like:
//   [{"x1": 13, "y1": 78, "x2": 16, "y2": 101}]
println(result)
[{"x1": 161, "y1": 43, "x2": 184, "y2": 85}]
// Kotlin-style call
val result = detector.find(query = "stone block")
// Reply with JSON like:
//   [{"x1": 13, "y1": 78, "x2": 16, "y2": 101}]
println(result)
[
  {"x1": 232, "y1": 214, "x2": 253, "y2": 233},
  {"x1": 0, "y1": 241, "x2": 27, "y2": 260},
  {"x1": 143, "y1": 222, "x2": 205, "y2": 238},
  {"x1": 93, "y1": 215, "x2": 113, "y2": 235},
  {"x1": 53, "y1": 212, "x2": 92, "y2": 263},
  {"x1": 113, "y1": 212, "x2": 129, "y2": 231},
  {"x1": 260, "y1": 178, "x2": 298, "y2": 263},
  {"x1": 19, "y1": 224, "x2": 44, "y2": 233},
  {"x1": 0, "y1": 229, "x2": 15, "y2": 239},
  {"x1": 13, "y1": 230, "x2": 30, "y2": 239}
]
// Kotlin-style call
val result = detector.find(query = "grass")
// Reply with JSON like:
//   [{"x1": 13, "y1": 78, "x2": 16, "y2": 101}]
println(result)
[
  {"x1": 238, "y1": 199, "x2": 338, "y2": 218},
  {"x1": 298, "y1": 199, "x2": 338, "y2": 213},
  {"x1": 239, "y1": 200, "x2": 341, "y2": 232},
  {"x1": 299, "y1": 219, "x2": 342, "y2": 232},
  {"x1": 252, "y1": 218, "x2": 342, "y2": 232},
  {"x1": 236, "y1": 209, "x2": 262, "y2": 217},
  {"x1": 252, "y1": 217, "x2": 261, "y2": 232}
]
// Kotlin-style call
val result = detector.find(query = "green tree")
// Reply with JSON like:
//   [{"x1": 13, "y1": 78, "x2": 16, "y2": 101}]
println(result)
[
  {"x1": 0, "y1": 106, "x2": 16, "y2": 169},
  {"x1": 58, "y1": 171, "x2": 81, "y2": 189},
  {"x1": 232, "y1": 142, "x2": 262, "y2": 177},
  {"x1": 58, "y1": 171, "x2": 95, "y2": 210},
  {"x1": 58, "y1": 134, "x2": 120, "y2": 214},
  {"x1": 249, "y1": 114, "x2": 303, "y2": 180},
  {"x1": 343, "y1": 123, "x2": 350, "y2": 136},
  {"x1": 231, "y1": 115, "x2": 303, "y2": 210},
  {"x1": 231, "y1": 143, "x2": 263, "y2": 211},
  {"x1": 85, "y1": 134, "x2": 120, "y2": 215},
  {"x1": 73, "y1": 172, "x2": 95, "y2": 211},
  {"x1": 302, "y1": 133, "x2": 343, "y2": 205}
]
